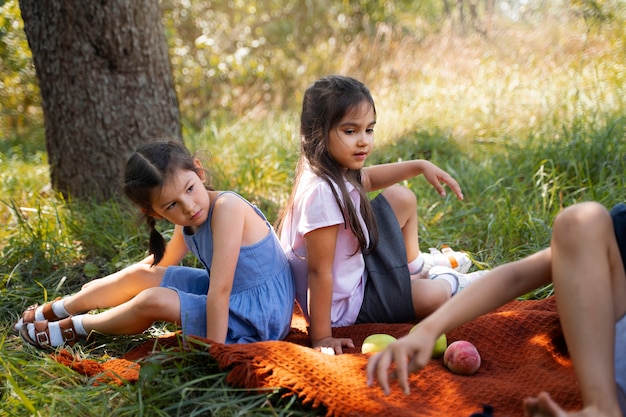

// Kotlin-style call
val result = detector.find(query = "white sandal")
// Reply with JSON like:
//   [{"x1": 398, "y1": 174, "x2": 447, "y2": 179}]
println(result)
[
  {"x1": 428, "y1": 265, "x2": 489, "y2": 294},
  {"x1": 419, "y1": 245, "x2": 472, "y2": 278}
]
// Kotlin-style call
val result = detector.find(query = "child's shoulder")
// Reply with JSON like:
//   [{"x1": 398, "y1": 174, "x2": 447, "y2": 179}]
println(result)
[
  {"x1": 296, "y1": 173, "x2": 335, "y2": 199},
  {"x1": 212, "y1": 191, "x2": 252, "y2": 211},
  {"x1": 214, "y1": 190, "x2": 246, "y2": 203},
  {"x1": 213, "y1": 191, "x2": 269, "y2": 220}
]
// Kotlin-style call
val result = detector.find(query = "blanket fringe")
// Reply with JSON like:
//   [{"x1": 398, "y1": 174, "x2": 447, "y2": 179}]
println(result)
[{"x1": 52, "y1": 349, "x2": 140, "y2": 386}]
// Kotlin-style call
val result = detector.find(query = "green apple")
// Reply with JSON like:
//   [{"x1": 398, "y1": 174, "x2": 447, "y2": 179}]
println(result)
[
  {"x1": 361, "y1": 333, "x2": 397, "y2": 354},
  {"x1": 410, "y1": 324, "x2": 447, "y2": 358},
  {"x1": 432, "y1": 333, "x2": 448, "y2": 358}
]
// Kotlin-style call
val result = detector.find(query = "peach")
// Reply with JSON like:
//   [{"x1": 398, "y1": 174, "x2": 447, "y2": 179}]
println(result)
[{"x1": 443, "y1": 340, "x2": 481, "y2": 375}]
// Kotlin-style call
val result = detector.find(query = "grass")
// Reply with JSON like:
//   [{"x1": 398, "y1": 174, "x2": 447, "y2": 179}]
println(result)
[{"x1": 2, "y1": 10, "x2": 626, "y2": 417}]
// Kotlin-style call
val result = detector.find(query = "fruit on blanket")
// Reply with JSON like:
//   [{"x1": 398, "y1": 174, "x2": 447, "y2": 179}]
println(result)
[
  {"x1": 409, "y1": 324, "x2": 447, "y2": 358},
  {"x1": 443, "y1": 340, "x2": 481, "y2": 375},
  {"x1": 361, "y1": 334, "x2": 397, "y2": 354},
  {"x1": 432, "y1": 333, "x2": 448, "y2": 358}
]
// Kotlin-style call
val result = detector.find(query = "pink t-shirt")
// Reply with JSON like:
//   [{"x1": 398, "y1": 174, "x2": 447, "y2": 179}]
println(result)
[{"x1": 280, "y1": 166, "x2": 368, "y2": 327}]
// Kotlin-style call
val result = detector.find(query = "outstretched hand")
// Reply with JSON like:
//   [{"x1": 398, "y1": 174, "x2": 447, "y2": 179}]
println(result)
[
  {"x1": 366, "y1": 328, "x2": 437, "y2": 395},
  {"x1": 420, "y1": 161, "x2": 464, "y2": 201}
]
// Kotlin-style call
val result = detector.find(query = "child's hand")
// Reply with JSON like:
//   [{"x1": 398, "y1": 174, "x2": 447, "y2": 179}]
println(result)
[
  {"x1": 366, "y1": 329, "x2": 436, "y2": 395},
  {"x1": 420, "y1": 161, "x2": 464, "y2": 201},
  {"x1": 313, "y1": 336, "x2": 355, "y2": 355}
]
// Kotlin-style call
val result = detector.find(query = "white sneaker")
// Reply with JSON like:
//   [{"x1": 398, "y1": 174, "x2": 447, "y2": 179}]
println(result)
[
  {"x1": 428, "y1": 265, "x2": 489, "y2": 294},
  {"x1": 419, "y1": 245, "x2": 472, "y2": 278}
]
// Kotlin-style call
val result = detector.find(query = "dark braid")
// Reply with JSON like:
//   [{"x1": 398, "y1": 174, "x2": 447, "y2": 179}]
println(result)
[{"x1": 146, "y1": 216, "x2": 166, "y2": 266}]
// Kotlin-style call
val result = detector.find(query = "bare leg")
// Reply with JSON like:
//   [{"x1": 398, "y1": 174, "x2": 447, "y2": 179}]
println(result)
[
  {"x1": 410, "y1": 278, "x2": 451, "y2": 318},
  {"x1": 382, "y1": 185, "x2": 419, "y2": 262},
  {"x1": 82, "y1": 287, "x2": 181, "y2": 335},
  {"x1": 63, "y1": 263, "x2": 167, "y2": 315},
  {"x1": 524, "y1": 202, "x2": 626, "y2": 417}
]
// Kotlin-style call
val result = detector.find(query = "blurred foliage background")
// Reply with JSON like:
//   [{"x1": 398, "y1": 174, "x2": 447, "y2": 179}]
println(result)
[
  {"x1": 3, "y1": 0, "x2": 624, "y2": 139},
  {"x1": 1, "y1": 2, "x2": 625, "y2": 414},
  {"x1": 1, "y1": 0, "x2": 625, "y2": 266},
  {"x1": 1, "y1": 0, "x2": 625, "y2": 260}
]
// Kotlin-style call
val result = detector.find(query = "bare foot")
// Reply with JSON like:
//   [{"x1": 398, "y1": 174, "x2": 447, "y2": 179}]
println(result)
[
  {"x1": 524, "y1": 392, "x2": 568, "y2": 417},
  {"x1": 523, "y1": 391, "x2": 622, "y2": 417}
]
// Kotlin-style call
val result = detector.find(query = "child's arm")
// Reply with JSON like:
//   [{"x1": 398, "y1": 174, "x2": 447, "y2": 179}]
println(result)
[
  {"x1": 136, "y1": 225, "x2": 189, "y2": 267},
  {"x1": 204, "y1": 195, "x2": 249, "y2": 343},
  {"x1": 362, "y1": 160, "x2": 463, "y2": 200},
  {"x1": 138, "y1": 225, "x2": 189, "y2": 266},
  {"x1": 155, "y1": 225, "x2": 190, "y2": 266},
  {"x1": 305, "y1": 225, "x2": 355, "y2": 354},
  {"x1": 367, "y1": 249, "x2": 553, "y2": 395}
]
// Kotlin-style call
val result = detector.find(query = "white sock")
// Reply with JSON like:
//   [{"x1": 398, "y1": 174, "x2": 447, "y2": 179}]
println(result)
[
  {"x1": 51, "y1": 299, "x2": 70, "y2": 318},
  {"x1": 431, "y1": 273, "x2": 458, "y2": 295},
  {"x1": 33, "y1": 299, "x2": 70, "y2": 322},
  {"x1": 71, "y1": 315, "x2": 88, "y2": 336},
  {"x1": 408, "y1": 255, "x2": 425, "y2": 275}
]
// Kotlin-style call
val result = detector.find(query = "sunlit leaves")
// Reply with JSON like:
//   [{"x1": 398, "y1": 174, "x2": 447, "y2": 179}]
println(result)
[{"x1": 0, "y1": 0, "x2": 41, "y2": 136}]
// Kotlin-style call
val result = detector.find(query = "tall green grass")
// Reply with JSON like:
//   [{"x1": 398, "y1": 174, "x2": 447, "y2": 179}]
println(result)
[{"x1": 2, "y1": 11, "x2": 626, "y2": 417}]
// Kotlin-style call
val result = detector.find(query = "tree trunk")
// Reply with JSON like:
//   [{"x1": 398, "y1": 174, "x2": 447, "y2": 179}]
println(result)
[{"x1": 19, "y1": 0, "x2": 182, "y2": 200}]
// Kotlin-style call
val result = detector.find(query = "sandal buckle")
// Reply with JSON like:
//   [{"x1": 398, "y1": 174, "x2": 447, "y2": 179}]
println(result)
[
  {"x1": 62, "y1": 327, "x2": 77, "y2": 342},
  {"x1": 35, "y1": 330, "x2": 50, "y2": 346}
]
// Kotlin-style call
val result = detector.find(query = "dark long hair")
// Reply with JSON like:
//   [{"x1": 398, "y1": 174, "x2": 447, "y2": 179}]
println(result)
[
  {"x1": 277, "y1": 75, "x2": 378, "y2": 253},
  {"x1": 123, "y1": 140, "x2": 206, "y2": 265}
]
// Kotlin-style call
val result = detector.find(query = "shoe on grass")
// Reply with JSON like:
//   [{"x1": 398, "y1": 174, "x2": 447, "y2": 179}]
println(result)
[
  {"x1": 428, "y1": 265, "x2": 489, "y2": 294},
  {"x1": 20, "y1": 317, "x2": 83, "y2": 349},
  {"x1": 419, "y1": 245, "x2": 472, "y2": 278},
  {"x1": 14, "y1": 297, "x2": 64, "y2": 332}
]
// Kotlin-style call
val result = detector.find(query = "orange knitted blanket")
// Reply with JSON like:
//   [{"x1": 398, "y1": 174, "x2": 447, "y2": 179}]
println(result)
[{"x1": 53, "y1": 297, "x2": 582, "y2": 416}]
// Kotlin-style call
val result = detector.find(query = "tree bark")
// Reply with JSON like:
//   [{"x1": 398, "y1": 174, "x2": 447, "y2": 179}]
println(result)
[{"x1": 19, "y1": 0, "x2": 181, "y2": 200}]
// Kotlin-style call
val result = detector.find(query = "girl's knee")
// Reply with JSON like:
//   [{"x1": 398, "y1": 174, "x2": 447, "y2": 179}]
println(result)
[
  {"x1": 553, "y1": 202, "x2": 611, "y2": 243},
  {"x1": 82, "y1": 262, "x2": 156, "y2": 290},
  {"x1": 383, "y1": 185, "x2": 417, "y2": 212},
  {"x1": 127, "y1": 262, "x2": 155, "y2": 275},
  {"x1": 125, "y1": 263, "x2": 166, "y2": 286},
  {"x1": 133, "y1": 287, "x2": 178, "y2": 313}
]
